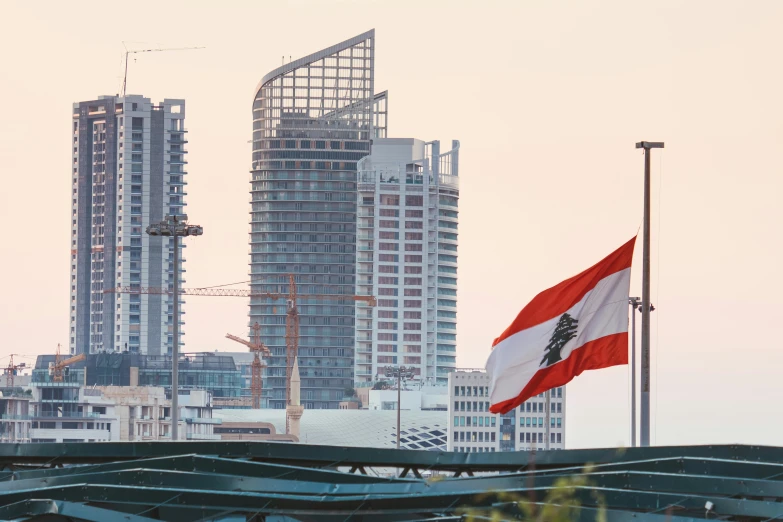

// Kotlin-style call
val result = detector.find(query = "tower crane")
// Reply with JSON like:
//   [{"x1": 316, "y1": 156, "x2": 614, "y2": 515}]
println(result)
[
  {"x1": 3, "y1": 355, "x2": 26, "y2": 389},
  {"x1": 105, "y1": 275, "x2": 376, "y2": 430},
  {"x1": 120, "y1": 43, "x2": 205, "y2": 97},
  {"x1": 225, "y1": 323, "x2": 270, "y2": 409},
  {"x1": 51, "y1": 344, "x2": 86, "y2": 383}
]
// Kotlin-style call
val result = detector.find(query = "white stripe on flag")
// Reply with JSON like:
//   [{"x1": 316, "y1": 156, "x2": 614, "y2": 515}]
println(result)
[{"x1": 487, "y1": 267, "x2": 631, "y2": 406}]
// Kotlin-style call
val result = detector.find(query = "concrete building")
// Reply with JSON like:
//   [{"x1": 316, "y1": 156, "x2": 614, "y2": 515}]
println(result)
[
  {"x1": 29, "y1": 384, "x2": 120, "y2": 443},
  {"x1": 355, "y1": 138, "x2": 459, "y2": 386},
  {"x1": 99, "y1": 387, "x2": 219, "y2": 441},
  {"x1": 0, "y1": 391, "x2": 32, "y2": 443},
  {"x1": 250, "y1": 30, "x2": 386, "y2": 409},
  {"x1": 447, "y1": 370, "x2": 566, "y2": 453},
  {"x1": 70, "y1": 95, "x2": 188, "y2": 356}
]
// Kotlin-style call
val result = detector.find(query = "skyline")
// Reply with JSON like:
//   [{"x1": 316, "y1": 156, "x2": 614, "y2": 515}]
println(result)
[{"x1": 1, "y1": 0, "x2": 782, "y2": 449}]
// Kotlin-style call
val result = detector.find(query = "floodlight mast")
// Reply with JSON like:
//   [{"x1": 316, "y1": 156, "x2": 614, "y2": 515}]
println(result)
[{"x1": 145, "y1": 214, "x2": 202, "y2": 441}]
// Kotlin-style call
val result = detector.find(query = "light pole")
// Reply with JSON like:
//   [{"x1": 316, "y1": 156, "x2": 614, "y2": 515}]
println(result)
[
  {"x1": 629, "y1": 296, "x2": 655, "y2": 448},
  {"x1": 635, "y1": 140, "x2": 663, "y2": 447},
  {"x1": 146, "y1": 214, "x2": 202, "y2": 441},
  {"x1": 384, "y1": 365, "x2": 415, "y2": 449}
]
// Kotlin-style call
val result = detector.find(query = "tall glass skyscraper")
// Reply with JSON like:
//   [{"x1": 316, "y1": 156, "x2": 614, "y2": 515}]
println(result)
[
  {"x1": 250, "y1": 30, "x2": 386, "y2": 409},
  {"x1": 70, "y1": 95, "x2": 188, "y2": 356}
]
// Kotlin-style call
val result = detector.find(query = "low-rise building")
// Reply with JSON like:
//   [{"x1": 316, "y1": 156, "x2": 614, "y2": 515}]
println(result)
[
  {"x1": 447, "y1": 370, "x2": 566, "y2": 453},
  {"x1": 0, "y1": 391, "x2": 32, "y2": 443}
]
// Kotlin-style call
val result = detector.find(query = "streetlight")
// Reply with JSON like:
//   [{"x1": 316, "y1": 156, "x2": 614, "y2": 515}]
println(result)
[
  {"x1": 146, "y1": 214, "x2": 202, "y2": 441},
  {"x1": 384, "y1": 365, "x2": 415, "y2": 449},
  {"x1": 628, "y1": 297, "x2": 655, "y2": 448}
]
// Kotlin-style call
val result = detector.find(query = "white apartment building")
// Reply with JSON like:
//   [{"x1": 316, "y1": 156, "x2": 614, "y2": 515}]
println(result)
[
  {"x1": 29, "y1": 386, "x2": 120, "y2": 443},
  {"x1": 100, "y1": 387, "x2": 220, "y2": 441},
  {"x1": 355, "y1": 138, "x2": 460, "y2": 387},
  {"x1": 0, "y1": 392, "x2": 32, "y2": 443},
  {"x1": 447, "y1": 370, "x2": 566, "y2": 453},
  {"x1": 70, "y1": 95, "x2": 188, "y2": 356}
]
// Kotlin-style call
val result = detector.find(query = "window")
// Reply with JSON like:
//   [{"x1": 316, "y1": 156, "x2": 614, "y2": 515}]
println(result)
[
  {"x1": 380, "y1": 195, "x2": 399, "y2": 205},
  {"x1": 491, "y1": 417, "x2": 496, "y2": 427},
  {"x1": 454, "y1": 417, "x2": 459, "y2": 427},
  {"x1": 405, "y1": 195, "x2": 423, "y2": 206}
]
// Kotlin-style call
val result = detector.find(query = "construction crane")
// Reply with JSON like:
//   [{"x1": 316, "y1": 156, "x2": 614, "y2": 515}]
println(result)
[
  {"x1": 3, "y1": 355, "x2": 26, "y2": 389},
  {"x1": 225, "y1": 323, "x2": 270, "y2": 409},
  {"x1": 120, "y1": 43, "x2": 205, "y2": 97},
  {"x1": 51, "y1": 344, "x2": 86, "y2": 383},
  {"x1": 105, "y1": 276, "x2": 377, "y2": 428}
]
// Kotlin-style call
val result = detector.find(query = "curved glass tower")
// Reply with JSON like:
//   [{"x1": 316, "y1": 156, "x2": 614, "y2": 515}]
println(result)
[{"x1": 251, "y1": 30, "x2": 384, "y2": 409}]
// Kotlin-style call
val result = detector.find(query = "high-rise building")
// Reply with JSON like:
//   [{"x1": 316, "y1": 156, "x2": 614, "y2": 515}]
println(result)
[
  {"x1": 354, "y1": 138, "x2": 460, "y2": 386},
  {"x1": 250, "y1": 30, "x2": 386, "y2": 409},
  {"x1": 70, "y1": 95, "x2": 188, "y2": 356},
  {"x1": 447, "y1": 370, "x2": 566, "y2": 453}
]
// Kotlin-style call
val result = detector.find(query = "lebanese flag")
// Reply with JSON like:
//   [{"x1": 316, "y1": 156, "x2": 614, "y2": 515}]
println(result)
[{"x1": 486, "y1": 237, "x2": 636, "y2": 414}]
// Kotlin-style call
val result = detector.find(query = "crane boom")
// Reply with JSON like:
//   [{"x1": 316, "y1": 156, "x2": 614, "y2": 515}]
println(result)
[
  {"x1": 105, "y1": 286, "x2": 376, "y2": 305},
  {"x1": 121, "y1": 44, "x2": 205, "y2": 97}
]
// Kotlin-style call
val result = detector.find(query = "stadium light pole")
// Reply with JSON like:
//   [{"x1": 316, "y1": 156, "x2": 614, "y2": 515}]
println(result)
[
  {"x1": 635, "y1": 141, "x2": 663, "y2": 447},
  {"x1": 146, "y1": 214, "x2": 203, "y2": 441},
  {"x1": 385, "y1": 365, "x2": 415, "y2": 449}
]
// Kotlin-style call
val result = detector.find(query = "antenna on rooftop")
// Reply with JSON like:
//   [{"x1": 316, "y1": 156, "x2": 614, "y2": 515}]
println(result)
[{"x1": 120, "y1": 42, "x2": 205, "y2": 97}]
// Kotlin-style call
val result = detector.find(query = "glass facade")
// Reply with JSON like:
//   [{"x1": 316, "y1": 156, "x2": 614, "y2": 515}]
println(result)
[{"x1": 250, "y1": 30, "x2": 381, "y2": 409}]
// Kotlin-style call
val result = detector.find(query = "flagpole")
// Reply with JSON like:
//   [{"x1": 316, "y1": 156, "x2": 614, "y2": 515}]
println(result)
[
  {"x1": 635, "y1": 141, "x2": 663, "y2": 447},
  {"x1": 629, "y1": 297, "x2": 640, "y2": 447}
]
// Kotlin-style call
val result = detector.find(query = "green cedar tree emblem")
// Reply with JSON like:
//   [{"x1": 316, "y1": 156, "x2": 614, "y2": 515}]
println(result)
[{"x1": 540, "y1": 313, "x2": 579, "y2": 367}]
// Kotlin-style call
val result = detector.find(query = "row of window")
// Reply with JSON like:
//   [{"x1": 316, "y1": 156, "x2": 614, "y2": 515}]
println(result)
[
  {"x1": 519, "y1": 432, "x2": 563, "y2": 444},
  {"x1": 453, "y1": 401, "x2": 491, "y2": 413},
  {"x1": 453, "y1": 430, "x2": 496, "y2": 443},
  {"x1": 454, "y1": 385, "x2": 489, "y2": 398},
  {"x1": 454, "y1": 447, "x2": 496, "y2": 453},
  {"x1": 453, "y1": 415, "x2": 497, "y2": 428},
  {"x1": 520, "y1": 417, "x2": 563, "y2": 428}
]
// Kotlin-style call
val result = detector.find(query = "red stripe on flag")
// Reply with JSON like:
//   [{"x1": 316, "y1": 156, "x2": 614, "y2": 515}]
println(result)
[
  {"x1": 489, "y1": 332, "x2": 628, "y2": 414},
  {"x1": 492, "y1": 237, "x2": 636, "y2": 347}
]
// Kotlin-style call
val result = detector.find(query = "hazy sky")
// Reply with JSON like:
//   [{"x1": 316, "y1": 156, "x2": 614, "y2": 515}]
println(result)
[{"x1": 1, "y1": 0, "x2": 781, "y2": 450}]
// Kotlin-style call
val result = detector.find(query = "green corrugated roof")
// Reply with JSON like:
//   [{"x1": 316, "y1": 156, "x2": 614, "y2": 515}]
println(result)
[{"x1": 1, "y1": 442, "x2": 780, "y2": 521}]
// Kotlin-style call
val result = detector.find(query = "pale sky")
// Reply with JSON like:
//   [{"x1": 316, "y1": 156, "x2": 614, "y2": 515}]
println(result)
[{"x1": 1, "y1": 0, "x2": 781, "y2": 450}]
